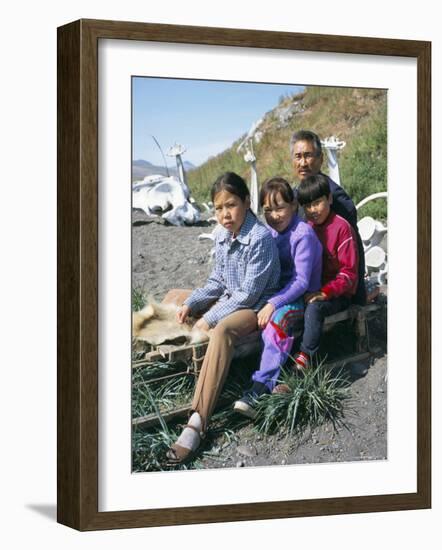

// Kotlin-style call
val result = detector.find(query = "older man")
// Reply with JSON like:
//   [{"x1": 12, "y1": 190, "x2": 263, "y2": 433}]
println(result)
[{"x1": 290, "y1": 129, "x2": 366, "y2": 306}]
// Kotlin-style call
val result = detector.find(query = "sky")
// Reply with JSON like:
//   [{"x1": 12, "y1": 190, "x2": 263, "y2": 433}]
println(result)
[{"x1": 132, "y1": 77, "x2": 304, "y2": 168}]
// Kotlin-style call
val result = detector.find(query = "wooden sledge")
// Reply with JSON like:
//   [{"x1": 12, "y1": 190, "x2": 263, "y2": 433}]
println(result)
[{"x1": 132, "y1": 296, "x2": 384, "y2": 430}]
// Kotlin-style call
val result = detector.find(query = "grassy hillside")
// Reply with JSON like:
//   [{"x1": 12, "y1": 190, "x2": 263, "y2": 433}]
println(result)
[{"x1": 187, "y1": 86, "x2": 387, "y2": 220}]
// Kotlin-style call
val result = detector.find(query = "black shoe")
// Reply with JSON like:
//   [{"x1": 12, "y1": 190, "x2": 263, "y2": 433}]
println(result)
[{"x1": 233, "y1": 382, "x2": 269, "y2": 419}]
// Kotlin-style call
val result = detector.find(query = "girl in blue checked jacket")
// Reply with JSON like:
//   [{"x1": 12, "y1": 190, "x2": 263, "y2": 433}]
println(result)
[{"x1": 166, "y1": 172, "x2": 280, "y2": 464}]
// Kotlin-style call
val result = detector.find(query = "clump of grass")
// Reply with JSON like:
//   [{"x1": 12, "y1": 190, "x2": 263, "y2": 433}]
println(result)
[
  {"x1": 132, "y1": 369, "x2": 195, "y2": 472},
  {"x1": 132, "y1": 287, "x2": 147, "y2": 311},
  {"x1": 254, "y1": 361, "x2": 351, "y2": 437},
  {"x1": 132, "y1": 360, "x2": 188, "y2": 383},
  {"x1": 131, "y1": 353, "x2": 352, "y2": 471},
  {"x1": 132, "y1": 362, "x2": 196, "y2": 418},
  {"x1": 132, "y1": 425, "x2": 178, "y2": 471},
  {"x1": 131, "y1": 356, "x2": 258, "y2": 471},
  {"x1": 132, "y1": 421, "x2": 214, "y2": 472}
]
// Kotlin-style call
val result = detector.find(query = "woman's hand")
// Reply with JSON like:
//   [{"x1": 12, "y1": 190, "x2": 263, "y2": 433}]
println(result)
[
  {"x1": 257, "y1": 303, "x2": 275, "y2": 329},
  {"x1": 194, "y1": 317, "x2": 210, "y2": 333},
  {"x1": 304, "y1": 291, "x2": 327, "y2": 304},
  {"x1": 176, "y1": 305, "x2": 191, "y2": 324}
]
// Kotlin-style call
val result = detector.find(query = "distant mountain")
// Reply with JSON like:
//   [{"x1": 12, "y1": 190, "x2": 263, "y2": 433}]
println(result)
[
  {"x1": 133, "y1": 159, "x2": 154, "y2": 168},
  {"x1": 132, "y1": 159, "x2": 196, "y2": 181}
]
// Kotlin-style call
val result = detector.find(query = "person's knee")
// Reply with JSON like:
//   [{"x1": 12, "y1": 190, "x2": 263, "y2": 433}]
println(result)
[
  {"x1": 305, "y1": 302, "x2": 324, "y2": 321},
  {"x1": 212, "y1": 321, "x2": 230, "y2": 339},
  {"x1": 212, "y1": 311, "x2": 257, "y2": 341}
]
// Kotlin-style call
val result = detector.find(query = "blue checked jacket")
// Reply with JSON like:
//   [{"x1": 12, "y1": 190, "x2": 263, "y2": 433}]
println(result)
[{"x1": 184, "y1": 210, "x2": 280, "y2": 327}]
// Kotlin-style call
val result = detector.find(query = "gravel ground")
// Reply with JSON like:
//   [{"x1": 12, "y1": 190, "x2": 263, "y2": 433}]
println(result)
[
  {"x1": 132, "y1": 210, "x2": 215, "y2": 296},
  {"x1": 132, "y1": 210, "x2": 388, "y2": 468}
]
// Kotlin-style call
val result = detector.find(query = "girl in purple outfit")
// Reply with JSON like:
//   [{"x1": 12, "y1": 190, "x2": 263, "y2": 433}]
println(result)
[{"x1": 234, "y1": 177, "x2": 322, "y2": 419}]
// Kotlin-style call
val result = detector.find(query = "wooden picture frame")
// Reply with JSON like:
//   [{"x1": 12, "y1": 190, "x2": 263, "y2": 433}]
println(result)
[{"x1": 57, "y1": 18, "x2": 431, "y2": 531}]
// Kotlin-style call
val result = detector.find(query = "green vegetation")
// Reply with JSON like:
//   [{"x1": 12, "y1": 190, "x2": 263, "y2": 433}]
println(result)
[
  {"x1": 132, "y1": 365, "x2": 196, "y2": 419},
  {"x1": 132, "y1": 286, "x2": 147, "y2": 311},
  {"x1": 132, "y1": 362, "x2": 196, "y2": 471},
  {"x1": 339, "y1": 99, "x2": 388, "y2": 220},
  {"x1": 186, "y1": 143, "x2": 249, "y2": 201},
  {"x1": 131, "y1": 354, "x2": 352, "y2": 471},
  {"x1": 131, "y1": 359, "x2": 251, "y2": 471},
  {"x1": 255, "y1": 362, "x2": 351, "y2": 437},
  {"x1": 187, "y1": 86, "x2": 387, "y2": 219}
]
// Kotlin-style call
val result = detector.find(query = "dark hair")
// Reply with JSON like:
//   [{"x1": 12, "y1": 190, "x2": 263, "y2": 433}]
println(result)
[
  {"x1": 296, "y1": 174, "x2": 330, "y2": 206},
  {"x1": 290, "y1": 129, "x2": 322, "y2": 158},
  {"x1": 211, "y1": 172, "x2": 250, "y2": 203},
  {"x1": 259, "y1": 176, "x2": 295, "y2": 207}
]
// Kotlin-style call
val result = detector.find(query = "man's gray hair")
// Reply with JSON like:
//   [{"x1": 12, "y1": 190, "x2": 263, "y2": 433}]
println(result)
[{"x1": 290, "y1": 130, "x2": 322, "y2": 158}]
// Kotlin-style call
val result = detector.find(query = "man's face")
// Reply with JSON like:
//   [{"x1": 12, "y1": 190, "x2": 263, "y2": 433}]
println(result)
[{"x1": 292, "y1": 139, "x2": 323, "y2": 181}]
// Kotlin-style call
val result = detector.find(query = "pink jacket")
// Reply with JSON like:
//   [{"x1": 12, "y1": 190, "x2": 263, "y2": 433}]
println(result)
[{"x1": 309, "y1": 211, "x2": 359, "y2": 299}]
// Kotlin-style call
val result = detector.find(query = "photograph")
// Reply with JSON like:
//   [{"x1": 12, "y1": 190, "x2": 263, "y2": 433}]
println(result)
[
  {"x1": 2, "y1": 0, "x2": 437, "y2": 544},
  {"x1": 56, "y1": 18, "x2": 430, "y2": 530},
  {"x1": 130, "y1": 77, "x2": 389, "y2": 472}
]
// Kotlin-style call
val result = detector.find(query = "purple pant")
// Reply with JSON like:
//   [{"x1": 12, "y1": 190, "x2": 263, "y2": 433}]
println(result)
[{"x1": 252, "y1": 301, "x2": 304, "y2": 391}]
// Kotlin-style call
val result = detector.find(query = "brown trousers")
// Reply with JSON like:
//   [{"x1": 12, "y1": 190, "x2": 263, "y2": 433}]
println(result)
[
  {"x1": 191, "y1": 309, "x2": 258, "y2": 432},
  {"x1": 162, "y1": 289, "x2": 258, "y2": 433}
]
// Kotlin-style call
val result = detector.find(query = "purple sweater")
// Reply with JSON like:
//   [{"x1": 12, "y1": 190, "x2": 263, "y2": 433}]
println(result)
[{"x1": 267, "y1": 214, "x2": 323, "y2": 309}]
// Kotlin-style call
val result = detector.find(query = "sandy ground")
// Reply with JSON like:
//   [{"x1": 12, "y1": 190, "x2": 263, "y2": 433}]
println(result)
[
  {"x1": 132, "y1": 210, "x2": 388, "y2": 468},
  {"x1": 132, "y1": 211, "x2": 215, "y2": 296}
]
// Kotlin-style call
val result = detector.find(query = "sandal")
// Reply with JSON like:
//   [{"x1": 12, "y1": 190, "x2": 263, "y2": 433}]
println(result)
[{"x1": 166, "y1": 424, "x2": 201, "y2": 465}]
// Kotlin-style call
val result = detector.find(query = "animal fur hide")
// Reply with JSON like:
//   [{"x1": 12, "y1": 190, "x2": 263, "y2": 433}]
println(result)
[{"x1": 132, "y1": 300, "x2": 209, "y2": 346}]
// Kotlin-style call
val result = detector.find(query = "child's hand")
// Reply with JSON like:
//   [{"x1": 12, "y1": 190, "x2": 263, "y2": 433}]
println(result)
[
  {"x1": 177, "y1": 305, "x2": 191, "y2": 324},
  {"x1": 305, "y1": 292, "x2": 327, "y2": 304},
  {"x1": 257, "y1": 303, "x2": 275, "y2": 329},
  {"x1": 194, "y1": 317, "x2": 210, "y2": 333}
]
